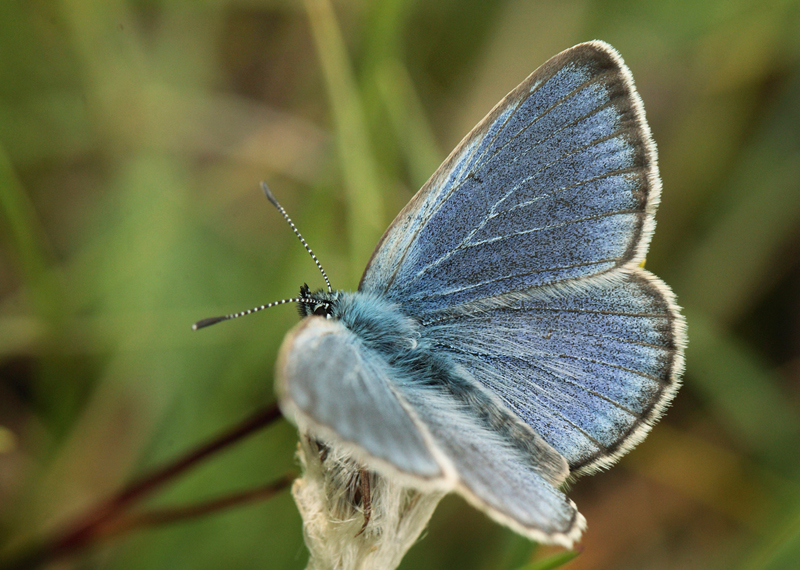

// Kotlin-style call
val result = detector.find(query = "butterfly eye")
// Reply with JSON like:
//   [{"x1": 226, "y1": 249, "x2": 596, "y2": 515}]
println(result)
[{"x1": 313, "y1": 305, "x2": 330, "y2": 318}]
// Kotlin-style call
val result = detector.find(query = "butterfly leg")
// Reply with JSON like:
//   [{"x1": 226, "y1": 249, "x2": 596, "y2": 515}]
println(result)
[{"x1": 355, "y1": 467, "x2": 372, "y2": 536}]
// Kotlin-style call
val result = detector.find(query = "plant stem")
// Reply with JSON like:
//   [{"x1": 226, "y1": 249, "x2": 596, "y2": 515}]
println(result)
[{"x1": 1, "y1": 403, "x2": 284, "y2": 570}]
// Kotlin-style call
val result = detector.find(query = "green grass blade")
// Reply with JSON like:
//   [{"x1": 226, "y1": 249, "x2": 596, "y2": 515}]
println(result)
[
  {"x1": 375, "y1": 58, "x2": 443, "y2": 189},
  {"x1": 512, "y1": 549, "x2": 579, "y2": 570},
  {"x1": 305, "y1": 0, "x2": 385, "y2": 282},
  {"x1": 0, "y1": 144, "x2": 59, "y2": 320}
]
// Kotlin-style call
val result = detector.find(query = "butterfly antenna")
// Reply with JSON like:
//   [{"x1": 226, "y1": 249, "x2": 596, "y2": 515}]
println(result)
[
  {"x1": 261, "y1": 181, "x2": 332, "y2": 293},
  {"x1": 192, "y1": 297, "x2": 314, "y2": 330}
]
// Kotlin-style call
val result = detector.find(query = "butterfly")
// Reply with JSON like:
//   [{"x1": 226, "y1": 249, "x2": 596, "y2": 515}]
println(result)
[{"x1": 196, "y1": 40, "x2": 685, "y2": 548}]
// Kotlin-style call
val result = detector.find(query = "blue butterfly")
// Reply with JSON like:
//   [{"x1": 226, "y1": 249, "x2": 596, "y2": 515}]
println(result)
[{"x1": 198, "y1": 40, "x2": 685, "y2": 547}]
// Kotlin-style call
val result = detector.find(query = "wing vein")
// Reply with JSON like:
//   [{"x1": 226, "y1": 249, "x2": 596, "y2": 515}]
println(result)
[
  {"x1": 464, "y1": 210, "x2": 640, "y2": 248},
  {"x1": 468, "y1": 70, "x2": 620, "y2": 177},
  {"x1": 409, "y1": 257, "x2": 622, "y2": 301},
  {"x1": 437, "y1": 343, "x2": 651, "y2": 415},
  {"x1": 407, "y1": 125, "x2": 636, "y2": 283}
]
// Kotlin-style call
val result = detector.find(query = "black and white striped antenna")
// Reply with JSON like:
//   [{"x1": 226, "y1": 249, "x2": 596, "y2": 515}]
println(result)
[
  {"x1": 192, "y1": 183, "x2": 332, "y2": 330},
  {"x1": 261, "y1": 181, "x2": 331, "y2": 293},
  {"x1": 192, "y1": 296, "x2": 314, "y2": 330}
]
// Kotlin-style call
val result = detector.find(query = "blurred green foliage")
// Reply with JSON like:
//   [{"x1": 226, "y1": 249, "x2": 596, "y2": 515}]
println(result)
[{"x1": 1, "y1": 0, "x2": 800, "y2": 569}]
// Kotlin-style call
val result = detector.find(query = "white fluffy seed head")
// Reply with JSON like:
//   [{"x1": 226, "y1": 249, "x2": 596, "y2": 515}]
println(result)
[{"x1": 292, "y1": 430, "x2": 444, "y2": 570}]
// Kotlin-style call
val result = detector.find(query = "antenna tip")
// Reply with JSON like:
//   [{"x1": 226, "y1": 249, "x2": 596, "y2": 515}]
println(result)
[
  {"x1": 192, "y1": 316, "x2": 228, "y2": 330},
  {"x1": 260, "y1": 181, "x2": 279, "y2": 207}
]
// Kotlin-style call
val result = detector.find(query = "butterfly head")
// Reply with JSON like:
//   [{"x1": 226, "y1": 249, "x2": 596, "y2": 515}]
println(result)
[{"x1": 298, "y1": 283, "x2": 340, "y2": 320}]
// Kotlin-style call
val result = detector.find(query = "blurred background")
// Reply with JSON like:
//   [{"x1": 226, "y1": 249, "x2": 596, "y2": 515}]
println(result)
[{"x1": 2, "y1": 0, "x2": 800, "y2": 569}]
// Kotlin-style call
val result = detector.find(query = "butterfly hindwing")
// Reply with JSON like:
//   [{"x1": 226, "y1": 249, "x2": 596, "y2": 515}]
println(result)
[
  {"x1": 391, "y1": 378, "x2": 584, "y2": 547},
  {"x1": 423, "y1": 270, "x2": 685, "y2": 475}
]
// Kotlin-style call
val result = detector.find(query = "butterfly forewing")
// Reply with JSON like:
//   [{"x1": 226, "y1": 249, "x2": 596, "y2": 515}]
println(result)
[{"x1": 360, "y1": 41, "x2": 659, "y2": 315}]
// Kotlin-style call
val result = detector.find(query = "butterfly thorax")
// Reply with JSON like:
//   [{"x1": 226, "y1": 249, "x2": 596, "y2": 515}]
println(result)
[{"x1": 298, "y1": 286, "x2": 423, "y2": 361}]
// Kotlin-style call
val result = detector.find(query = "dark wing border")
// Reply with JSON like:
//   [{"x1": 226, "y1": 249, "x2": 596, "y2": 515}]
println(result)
[{"x1": 570, "y1": 267, "x2": 686, "y2": 478}]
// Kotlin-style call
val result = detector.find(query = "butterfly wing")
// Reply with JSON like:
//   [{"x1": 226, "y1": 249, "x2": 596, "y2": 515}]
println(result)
[
  {"x1": 360, "y1": 41, "x2": 685, "y2": 474},
  {"x1": 423, "y1": 271, "x2": 685, "y2": 475},
  {"x1": 275, "y1": 316, "x2": 447, "y2": 483},
  {"x1": 392, "y1": 378, "x2": 585, "y2": 547},
  {"x1": 360, "y1": 41, "x2": 660, "y2": 315}
]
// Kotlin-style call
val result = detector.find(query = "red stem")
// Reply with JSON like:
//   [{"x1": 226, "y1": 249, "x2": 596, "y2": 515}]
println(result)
[
  {"x1": 93, "y1": 473, "x2": 296, "y2": 541},
  {"x1": 2, "y1": 403, "x2": 284, "y2": 570}
]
